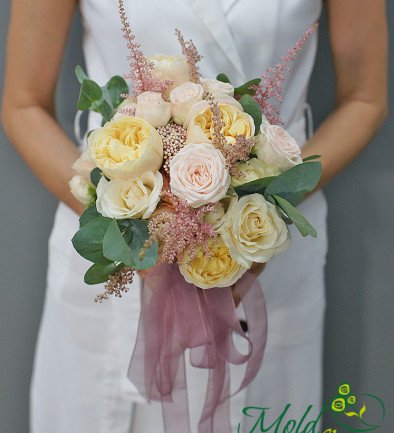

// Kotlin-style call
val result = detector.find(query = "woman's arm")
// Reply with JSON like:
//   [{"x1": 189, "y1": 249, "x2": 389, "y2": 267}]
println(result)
[
  {"x1": 302, "y1": 0, "x2": 388, "y2": 188},
  {"x1": 1, "y1": 0, "x2": 84, "y2": 214}
]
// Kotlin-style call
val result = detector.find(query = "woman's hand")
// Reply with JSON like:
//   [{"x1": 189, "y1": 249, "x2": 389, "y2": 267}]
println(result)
[
  {"x1": 1, "y1": 0, "x2": 83, "y2": 214},
  {"x1": 232, "y1": 262, "x2": 266, "y2": 307},
  {"x1": 302, "y1": 0, "x2": 388, "y2": 189}
]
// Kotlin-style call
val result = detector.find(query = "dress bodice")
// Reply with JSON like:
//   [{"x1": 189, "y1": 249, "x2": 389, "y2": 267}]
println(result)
[{"x1": 79, "y1": 0, "x2": 322, "y2": 143}]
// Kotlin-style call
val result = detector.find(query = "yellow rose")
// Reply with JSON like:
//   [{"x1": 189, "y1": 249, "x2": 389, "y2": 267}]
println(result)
[
  {"x1": 185, "y1": 102, "x2": 255, "y2": 145},
  {"x1": 231, "y1": 158, "x2": 280, "y2": 188},
  {"x1": 88, "y1": 116, "x2": 163, "y2": 180},
  {"x1": 179, "y1": 237, "x2": 248, "y2": 289}
]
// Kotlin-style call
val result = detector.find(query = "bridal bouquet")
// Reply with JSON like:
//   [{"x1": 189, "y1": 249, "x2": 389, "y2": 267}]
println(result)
[{"x1": 70, "y1": 2, "x2": 320, "y2": 431}]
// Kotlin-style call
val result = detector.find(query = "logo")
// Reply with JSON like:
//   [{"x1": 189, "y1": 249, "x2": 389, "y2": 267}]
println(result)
[{"x1": 237, "y1": 383, "x2": 385, "y2": 433}]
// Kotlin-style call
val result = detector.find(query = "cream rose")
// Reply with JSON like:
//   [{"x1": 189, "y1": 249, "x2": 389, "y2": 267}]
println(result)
[
  {"x1": 231, "y1": 158, "x2": 280, "y2": 188},
  {"x1": 185, "y1": 102, "x2": 255, "y2": 145},
  {"x1": 201, "y1": 78, "x2": 235, "y2": 97},
  {"x1": 112, "y1": 99, "x2": 137, "y2": 121},
  {"x1": 170, "y1": 82, "x2": 204, "y2": 125},
  {"x1": 134, "y1": 91, "x2": 172, "y2": 127},
  {"x1": 72, "y1": 149, "x2": 97, "y2": 178},
  {"x1": 96, "y1": 171, "x2": 163, "y2": 219},
  {"x1": 69, "y1": 175, "x2": 96, "y2": 206},
  {"x1": 203, "y1": 202, "x2": 225, "y2": 231},
  {"x1": 149, "y1": 54, "x2": 191, "y2": 97},
  {"x1": 255, "y1": 125, "x2": 302, "y2": 171},
  {"x1": 88, "y1": 116, "x2": 163, "y2": 179},
  {"x1": 170, "y1": 143, "x2": 230, "y2": 207},
  {"x1": 219, "y1": 194, "x2": 291, "y2": 267},
  {"x1": 179, "y1": 237, "x2": 248, "y2": 289}
]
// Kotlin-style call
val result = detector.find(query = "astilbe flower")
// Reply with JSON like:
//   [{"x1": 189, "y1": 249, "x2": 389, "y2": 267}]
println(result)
[
  {"x1": 95, "y1": 267, "x2": 135, "y2": 303},
  {"x1": 148, "y1": 191, "x2": 217, "y2": 264},
  {"x1": 157, "y1": 124, "x2": 187, "y2": 173},
  {"x1": 118, "y1": 0, "x2": 172, "y2": 96},
  {"x1": 175, "y1": 29, "x2": 203, "y2": 84},
  {"x1": 206, "y1": 93, "x2": 254, "y2": 175},
  {"x1": 253, "y1": 23, "x2": 319, "y2": 125}
]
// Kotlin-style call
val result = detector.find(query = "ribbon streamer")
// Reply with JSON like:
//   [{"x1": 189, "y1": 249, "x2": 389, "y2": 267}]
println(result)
[{"x1": 128, "y1": 263, "x2": 267, "y2": 433}]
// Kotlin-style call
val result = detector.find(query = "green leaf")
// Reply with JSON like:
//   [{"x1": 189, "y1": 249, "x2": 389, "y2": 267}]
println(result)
[
  {"x1": 94, "y1": 99, "x2": 113, "y2": 122},
  {"x1": 84, "y1": 261, "x2": 122, "y2": 285},
  {"x1": 90, "y1": 167, "x2": 102, "y2": 187},
  {"x1": 302, "y1": 154, "x2": 321, "y2": 162},
  {"x1": 234, "y1": 78, "x2": 261, "y2": 97},
  {"x1": 273, "y1": 195, "x2": 317, "y2": 238},
  {"x1": 234, "y1": 176, "x2": 277, "y2": 198},
  {"x1": 264, "y1": 162, "x2": 322, "y2": 206},
  {"x1": 75, "y1": 65, "x2": 89, "y2": 84},
  {"x1": 79, "y1": 205, "x2": 102, "y2": 227},
  {"x1": 239, "y1": 94, "x2": 262, "y2": 135},
  {"x1": 105, "y1": 76, "x2": 129, "y2": 109},
  {"x1": 72, "y1": 218, "x2": 112, "y2": 263},
  {"x1": 77, "y1": 79, "x2": 103, "y2": 111},
  {"x1": 216, "y1": 73, "x2": 231, "y2": 84},
  {"x1": 126, "y1": 220, "x2": 158, "y2": 270},
  {"x1": 102, "y1": 219, "x2": 135, "y2": 267}
]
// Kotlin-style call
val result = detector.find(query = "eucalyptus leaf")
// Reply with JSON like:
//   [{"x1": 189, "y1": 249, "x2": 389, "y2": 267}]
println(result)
[
  {"x1": 94, "y1": 99, "x2": 113, "y2": 122},
  {"x1": 239, "y1": 94, "x2": 262, "y2": 135},
  {"x1": 84, "y1": 261, "x2": 122, "y2": 285},
  {"x1": 273, "y1": 195, "x2": 317, "y2": 238},
  {"x1": 264, "y1": 162, "x2": 322, "y2": 206},
  {"x1": 75, "y1": 65, "x2": 89, "y2": 84},
  {"x1": 77, "y1": 79, "x2": 103, "y2": 111},
  {"x1": 105, "y1": 76, "x2": 129, "y2": 108},
  {"x1": 90, "y1": 167, "x2": 102, "y2": 187},
  {"x1": 126, "y1": 220, "x2": 158, "y2": 270},
  {"x1": 216, "y1": 73, "x2": 231, "y2": 84},
  {"x1": 234, "y1": 176, "x2": 277, "y2": 198},
  {"x1": 72, "y1": 218, "x2": 112, "y2": 263},
  {"x1": 79, "y1": 205, "x2": 102, "y2": 227},
  {"x1": 102, "y1": 219, "x2": 135, "y2": 267},
  {"x1": 234, "y1": 78, "x2": 261, "y2": 97},
  {"x1": 302, "y1": 154, "x2": 321, "y2": 162}
]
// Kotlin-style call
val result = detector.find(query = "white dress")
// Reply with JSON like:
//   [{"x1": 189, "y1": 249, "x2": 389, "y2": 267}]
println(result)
[{"x1": 30, "y1": 1, "x2": 328, "y2": 432}]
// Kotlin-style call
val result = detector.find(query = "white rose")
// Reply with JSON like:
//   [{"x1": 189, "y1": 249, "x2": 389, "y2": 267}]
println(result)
[
  {"x1": 185, "y1": 101, "x2": 254, "y2": 144},
  {"x1": 133, "y1": 91, "x2": 172, "y2": 128},
  {"x1": 96, "y1": 171, "x2": 163, "y2": 219},
  {"x1": 201, "y1": 78, "x2": 235, "y2": 97},
  {"x1": 219, "y1": 194, "x2": 291, "y2": 267},
  {"x1": 149, "y1": 54, "x2": 191, "y2": 97},
  {"x1": 169, "y1": 143, "x2": 230, "y2": 208},
  {"x1": 255, "y1": 125, "x2": 302, "y2": 171},
  {"x1": 69, "y1": 175, "x2": 96, "y2": 206},
  {"x1": 72, "y1": 150, "x2": 97, "y2": 178},
  {"x1": 170, "y1": 82, "x2": 204, "y2": 125},
  {"x1": 231, "y1": 158, "x2": 280, "y2": 188},
  {"x1": 203, "y1": 201, "x2": 225, "y2": 231},
  {"x1": 112, "y1": 99, "x2": 137, "y2": 120}
]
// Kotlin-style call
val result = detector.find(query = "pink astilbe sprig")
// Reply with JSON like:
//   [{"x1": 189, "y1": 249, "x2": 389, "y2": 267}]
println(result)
[
  {"x1": 206, "y1": 93, "x2": 254, "y2": 175},
  {"x1": 118, "y1": 0, "x2": 172, "y2": 96},
  {"x1": 175, "y1": 28, "x2": 203, "y2": 83},
  {"x1": 253, "y1": 23, "x2": 319, "y2": 125},
  {"x1": 148, "y1": 191, "x2": 217, "y2": 264}
]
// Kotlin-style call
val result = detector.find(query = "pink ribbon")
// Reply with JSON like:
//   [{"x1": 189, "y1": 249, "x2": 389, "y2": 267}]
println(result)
[{"x1": 128, "y1": 263, "x2": 267, "y2": 433}]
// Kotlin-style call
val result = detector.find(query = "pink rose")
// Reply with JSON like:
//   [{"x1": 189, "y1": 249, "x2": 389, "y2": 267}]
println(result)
[
  {"x1": 169, "y1": 143, "x2": 230, "y2": 207},
  {"x1": 255, "y1": 125, "x2": 302, "y2": 171}
]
